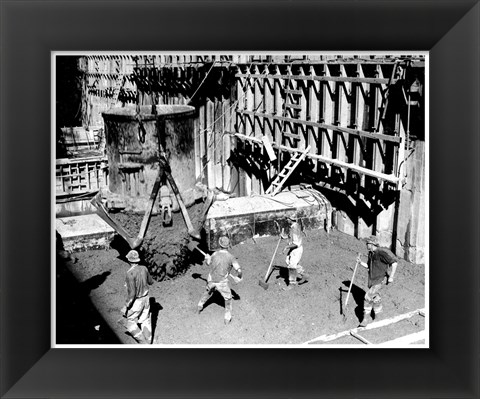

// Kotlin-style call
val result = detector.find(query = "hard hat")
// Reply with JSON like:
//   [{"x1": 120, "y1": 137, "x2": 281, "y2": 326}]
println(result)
[
  {"x1": 126, "y1": 250, "x2": 140, "y2": 263},
  {"x1": 218, "y1": 236, "x2": 230, "y2": 248}
]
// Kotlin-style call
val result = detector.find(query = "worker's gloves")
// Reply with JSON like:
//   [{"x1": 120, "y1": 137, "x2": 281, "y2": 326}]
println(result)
[
  {"x1": 204, "y1": 254, "x2": 211, "y2": 264},
  {"x1": 387, "y1": 277, "x2": 394, "y2": 284}
]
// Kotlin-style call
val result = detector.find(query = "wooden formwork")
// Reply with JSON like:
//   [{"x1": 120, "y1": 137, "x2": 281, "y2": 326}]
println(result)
[{"x1": 56, "y1": 156, "x2": 108, "y2": 197}]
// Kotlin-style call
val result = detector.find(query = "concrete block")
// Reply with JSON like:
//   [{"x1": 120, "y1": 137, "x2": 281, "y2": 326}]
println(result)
[
  {"x1": 56, "y1": 214, "x2": 115, "y2": 253},
  {"x1": 205, "y1": 189, "x2": 332, "y2": 250}
]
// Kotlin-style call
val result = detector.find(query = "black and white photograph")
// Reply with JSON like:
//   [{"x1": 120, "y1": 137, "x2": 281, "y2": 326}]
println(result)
[{"x1": 54, "y1": 52, "x2": 428, "y2": 347}]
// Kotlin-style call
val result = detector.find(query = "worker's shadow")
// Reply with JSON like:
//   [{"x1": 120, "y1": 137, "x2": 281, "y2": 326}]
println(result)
[
  {"x1": 341, "y1": 280, "x2": 366, "y2": 322},
  {"x1": 149, "y1": 297, "x2": 163, "y2": 337},
  {"x1": 191, "y1": 273, "x2": 240, "y2": 309},
  {"x1": 80, "y1": 271, "x2": 111, "y2": 293},
  {"x1": 110, "y1": 235, "x2": 136, "y2": 261},
  {"x1": 273, "y1": 265, "x2": 289, "y2": 284}
]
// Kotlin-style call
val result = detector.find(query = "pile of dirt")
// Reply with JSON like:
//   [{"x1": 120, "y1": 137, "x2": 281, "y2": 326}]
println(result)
[{"x1": 112, "y1": 201, "x2": 206, "y2": 281}]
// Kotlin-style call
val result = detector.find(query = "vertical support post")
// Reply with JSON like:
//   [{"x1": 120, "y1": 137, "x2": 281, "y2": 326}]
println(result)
[
  {"x1": 264, "y1": 64, "x2": 275, "y2": 186},
  {"x1": 309, "y1": 65, "x2": 320, "y2": 168},
  {"x1": 206, "y1": 97, "x2": 215, "y2": 189},
  {"x1": 323, "y1": 64, "x2": 334, "y2": 161},
  {"x1": 252, "y1": 64, "x2": 263, "y2": 194}
]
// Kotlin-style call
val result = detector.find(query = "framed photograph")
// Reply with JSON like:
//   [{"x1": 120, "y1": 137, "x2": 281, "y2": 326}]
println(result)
[
  {"x1": 1, "y1": 1, "x2": 479, "y2": 398},
  {"x1": 53, "y1": 49, "x2": 429, "y2": 350}
]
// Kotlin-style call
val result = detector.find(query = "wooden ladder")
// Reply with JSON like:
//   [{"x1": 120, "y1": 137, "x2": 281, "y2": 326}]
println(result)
[
  {"x1": 265, "y1": 145, "x2": 311, "y2": 196},
  {"x1": 282, "y1": 74, "x2": 303, "y2": 141}
]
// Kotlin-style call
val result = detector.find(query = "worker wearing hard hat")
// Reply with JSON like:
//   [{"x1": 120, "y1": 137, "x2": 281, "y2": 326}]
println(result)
[
  {"x1": 358, "y1": 235, "x2": 398, "y2": 327},
  {"x1": 197, "y1": 235, "x2": 243, "y2": 325},
  {"x1": 121, "y1": 250, "x2": 154, "y2": 344},
  {"x1": 281, "y1": 214, "x2": 309, "y2": 290}
]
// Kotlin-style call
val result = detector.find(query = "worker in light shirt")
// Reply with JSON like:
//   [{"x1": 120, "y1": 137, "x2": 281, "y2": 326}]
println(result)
[{"x1": 197, "y1": 236, "x2": 243, "y2": 325}]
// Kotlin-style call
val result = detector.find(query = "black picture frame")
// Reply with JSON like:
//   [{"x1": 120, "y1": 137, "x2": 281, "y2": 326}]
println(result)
[{"x1": 1, "y1": 1, "x2": 479, "y2": 398}]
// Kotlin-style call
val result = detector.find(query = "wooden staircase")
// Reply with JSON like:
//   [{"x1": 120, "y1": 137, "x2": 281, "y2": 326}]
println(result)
[{"x1": 265, "y1": 145, "x2": 311, "y2": 196}]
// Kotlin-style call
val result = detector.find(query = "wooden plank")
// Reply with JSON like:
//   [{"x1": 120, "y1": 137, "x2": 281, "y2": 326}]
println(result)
[
  {"x1": 282, "y1": 131, "x2": 301, "y2": 140},
  {"x1": 307, "y1": 65, "x2": 319, "y2": 157},
  {"x1": 377, "y1": 331, "x2": 426, "y2": 346},
  {"x1": 285, "y1": 102, "x2": 302, "y2": 110},
  {"x1": 232, "y1": 131, "x2": 400, "y2": 184},
  {"x1": 234, "y1": 58, "x2": 424, "y2": 67},
  {"x1": 237, "y1": 110, "x2": 401, "y2": 144},
  {"x1": 302, "y1": 308, "x2": 424, "y2": 344},
  {"x1": 206, "y1": 99, "x2": 215, "y2": 188},
  {"x1": 194, "y1": 117, "x2": 201, "y2": 181},
  {"x1": 236, "y1": 73, "x2": 390, "y2": 85}
]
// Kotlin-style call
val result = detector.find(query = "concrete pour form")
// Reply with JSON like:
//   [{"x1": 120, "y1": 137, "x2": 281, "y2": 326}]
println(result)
[
  {"x1": 56, "y1": 214, "x2": 115, "y2": 253},
  {"x1": 205, "y1": 189, "x2": 332, "y2": 251}
]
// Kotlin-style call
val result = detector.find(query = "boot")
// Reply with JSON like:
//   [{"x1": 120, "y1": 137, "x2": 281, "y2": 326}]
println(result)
[
  {"x1": 297, "y1": 273, "x2": 309, "y2": 285},
  {"x1": 359, "y1": 312, "x2": 370, "y2": 327},
  {"x1": 372, "y1": 308, "x2": 382, "y2": 321},
  {"x1": 282, "y1": 281, "x2": 298, "y2": 291},
  {"x1": 224, "y1": 299, "x2": 233, "y2": 325}
]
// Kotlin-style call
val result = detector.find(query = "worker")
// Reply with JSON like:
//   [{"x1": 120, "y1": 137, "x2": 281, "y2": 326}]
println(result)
[
  {"x1": 197, "y1": 236, "x2": 243, "y2": 325},
  {"x1": 358, "y1": 235, "x2": 398, "y2": 327},
  {"x1": 159, "y1": 184, "x2": 173, "y2": 225},
  {"x1": 121, "y1": 250, "x2": 154, "y2": 344},
  {"x1": 281, "y1": 215, "x2": 309, "y2": 290}
]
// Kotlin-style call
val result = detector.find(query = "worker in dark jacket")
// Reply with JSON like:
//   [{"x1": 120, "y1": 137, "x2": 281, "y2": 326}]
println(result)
[
  {"x1": 358, "y1": 235, "x2": 398, "y2": 327},
  {"x1": 121, "y1": 250, "x2": 154, "y2": 344},
  {"x1": 197, "y1": 236, "x2": 243, "y2": 325}
]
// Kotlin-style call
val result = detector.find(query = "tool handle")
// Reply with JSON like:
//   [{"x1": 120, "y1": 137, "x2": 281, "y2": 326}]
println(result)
[
  {"x1": 188, "y1": 241, "x2": 207, "y2": 257},
  {"x1": 263, "y1": 236, "x2": 283, "y2": 282},
  {"x1": 350, "y1": 330, "x2": 373, "y2": 345},
  {"x1": 344, "y1": 256, "x2": 360, "y2": 308},
  {"x1": 134, "y1": 169, "x2": 163, "y2": 248},
  {"x1": 161, "y1": 156, "x2": 199, "y2": 239},
  {"x1": 195, "y1": 246, "x2": 207, "y2": 257}
]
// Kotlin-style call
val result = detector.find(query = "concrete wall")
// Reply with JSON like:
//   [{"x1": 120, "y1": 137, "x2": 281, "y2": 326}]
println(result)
[{"x1": 395, "y1": 140, "x2": 426, "y2": 264}]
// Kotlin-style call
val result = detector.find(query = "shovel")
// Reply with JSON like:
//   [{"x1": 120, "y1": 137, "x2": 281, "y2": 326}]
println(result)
[
  {"x1": 343, "y1": 253, "x2": 361, "y2": 320},
  {"x1": 258, "y1": 235, "x2": 283, "y2": 290},
  {"x1": 187, "y1": 241, "x2": 242, "y2": 284},
  {"x1": 187, "y1": 240, "x2": 208, "y2": 257}
]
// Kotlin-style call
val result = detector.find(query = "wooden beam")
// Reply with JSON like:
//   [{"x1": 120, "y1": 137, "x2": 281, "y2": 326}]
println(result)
[
  {"x1": 236, "y1": 73, "x2": 391, "y2": 85},
  {"x1": 377, "y1": 331, "x2": 426, "y2": 346},
  {"x1": 231, "y1": 132, "x2": 400, "y2": 185},
  {"x1": 234, "y1": 59, "x2": 424, "y2": 67},
  {"x1": 302, "y1": 308, "x2": 424, "y2": 344},
  {"x1": 237, "y1": 110, "x2": 402, "y2": 144}
]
